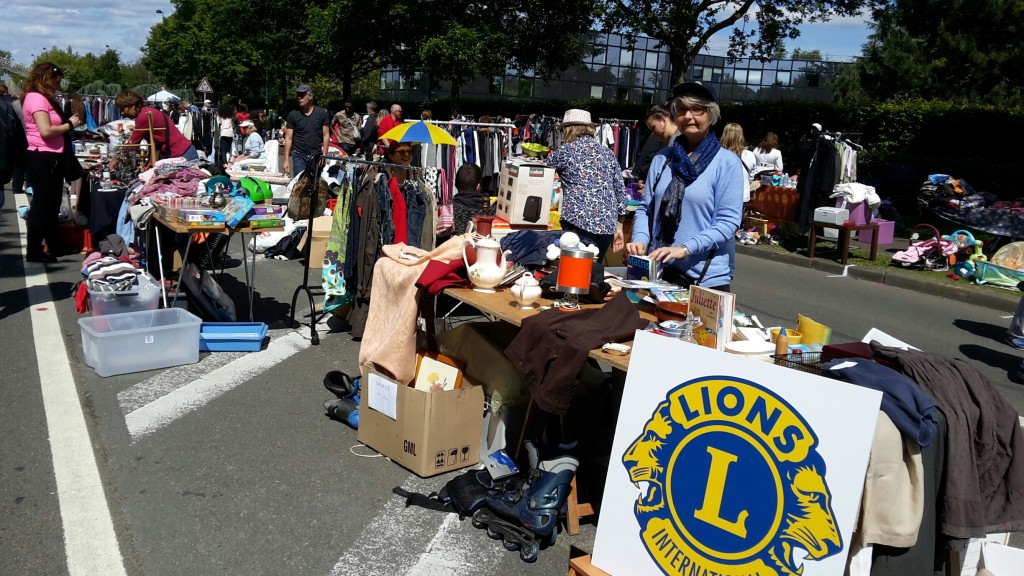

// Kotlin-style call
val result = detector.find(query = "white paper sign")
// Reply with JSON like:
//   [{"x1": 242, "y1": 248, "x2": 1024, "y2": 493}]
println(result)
[
  {"x1": 367, "y1": 373, "x2": 397, "y2": 420},
  {"x1": 592, "y1": 331, "x2": 882, "y2": 576}
]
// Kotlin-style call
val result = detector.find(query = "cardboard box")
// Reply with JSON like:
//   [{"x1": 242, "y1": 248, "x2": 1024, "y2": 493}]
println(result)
[
  {"x1": 303, "y1": 215, "x2": 332, "y2": 270},
  {"x1": 496, "y1": 159, "x2": 554, "y2": 225},
  {"x1": 358, "y1": 362, "x2": 484, "y2": 477}
]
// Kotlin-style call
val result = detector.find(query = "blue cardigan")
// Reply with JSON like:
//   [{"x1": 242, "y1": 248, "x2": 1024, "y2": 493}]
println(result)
[{"x1": 631, "y1": 148, "x2": 744, "y2": 288}]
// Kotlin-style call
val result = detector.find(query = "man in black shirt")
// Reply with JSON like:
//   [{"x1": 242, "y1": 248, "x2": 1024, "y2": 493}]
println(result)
[{"x1": 283, "y1": 84, "x2": 329, "y2": 176}]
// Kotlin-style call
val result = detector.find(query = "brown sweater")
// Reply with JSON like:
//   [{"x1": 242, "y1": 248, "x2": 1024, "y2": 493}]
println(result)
[{"x1": 504, "y1": 292, "x2": 648, "y2": 415}]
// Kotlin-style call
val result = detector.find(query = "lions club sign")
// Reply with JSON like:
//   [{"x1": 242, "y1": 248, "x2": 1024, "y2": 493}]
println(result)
[
  {"x1": 627, "y1": 376, "x2": 839, "y2": 576},
  {"x1": 592, "y1": 332, "x2": 880, "y2": 576}
]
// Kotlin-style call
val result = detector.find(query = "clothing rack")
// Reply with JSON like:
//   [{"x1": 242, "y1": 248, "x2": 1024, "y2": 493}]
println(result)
[
  {"x1": 329, "y1": 154, "x2": 425, "y2": 173},
  {"x1": 422, "y1": 119, "x2": 515, "y2": 154},
  {"x1": 288, "y1": 152, "x2": 423, "y2": 344},
  {"x1": 599, "y1": 117, "x2": 636, "y2": 124}
]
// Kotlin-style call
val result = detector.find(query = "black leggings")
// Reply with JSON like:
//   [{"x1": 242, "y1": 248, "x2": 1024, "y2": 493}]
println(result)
[
  {"x1": 24, "y1": 150, "x2": 68, "y2": 257},
  {"x1": 219, "y1": 136, "x2": 233, "y2": 165}
]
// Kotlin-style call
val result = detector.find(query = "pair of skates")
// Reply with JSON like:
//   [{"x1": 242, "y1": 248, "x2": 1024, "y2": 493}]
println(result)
[{"x1": 472, "y1": 442, "x2": 579, "y2": 562}]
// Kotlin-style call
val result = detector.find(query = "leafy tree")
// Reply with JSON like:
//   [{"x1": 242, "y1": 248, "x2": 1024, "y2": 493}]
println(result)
[
  {"x1": 306, "y1": 0, "x2": 389, "y2": 100},
  {"x1": 404, "y1": 0, "x2": 599, "y2": 103},
  {"x1": 95, "y1": 48, "x2": 124, "y2": 86},
  {"x1": 858, "y1": 0, "x2": 1024, "y2": 105},
  {"x1": 790, "y1": 48, "x2": 823, "y2": 61},
  {"x1": 38, "y1": 46, "x2": 95, "y2": 90},
  {"x1": 601, "y1": 0, "x2": 868, "y2": 84}
]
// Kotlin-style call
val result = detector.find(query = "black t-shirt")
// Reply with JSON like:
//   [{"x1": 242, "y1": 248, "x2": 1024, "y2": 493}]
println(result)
[{"x1": 286, "y1": 106, "x2": 329, "y2": 154}]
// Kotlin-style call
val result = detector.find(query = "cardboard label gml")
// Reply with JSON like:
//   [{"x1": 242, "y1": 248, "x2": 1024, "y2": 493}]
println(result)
[{"x1": 359, "y1": 363, "x2": 483, "y2": 477}]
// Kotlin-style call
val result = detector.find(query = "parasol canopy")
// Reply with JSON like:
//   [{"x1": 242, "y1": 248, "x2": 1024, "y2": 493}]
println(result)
[
  {"x1": 146, "y1": 89, "x2": 181, "y2": 103},
  {"x1": 380, "y1": 120, "x2": 459, "y2": 146}
]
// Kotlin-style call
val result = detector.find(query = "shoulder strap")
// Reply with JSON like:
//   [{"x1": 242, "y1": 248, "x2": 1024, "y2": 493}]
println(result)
[{"x1": 392, "y1": 486, "x2": 452, "y2": 513}]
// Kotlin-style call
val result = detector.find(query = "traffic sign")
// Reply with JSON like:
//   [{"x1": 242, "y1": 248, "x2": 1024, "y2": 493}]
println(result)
[{"x1": 196, "y1": 77, "x2": 213, "y2": 93}]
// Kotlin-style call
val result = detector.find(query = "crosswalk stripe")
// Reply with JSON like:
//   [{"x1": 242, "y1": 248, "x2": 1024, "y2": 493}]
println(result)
[
  {"x1": 16, "y1": 194, "x2": 127, "y2": 575},
  {"x1": 124, "y1": 330, "x2": 308, "y2": 440}
]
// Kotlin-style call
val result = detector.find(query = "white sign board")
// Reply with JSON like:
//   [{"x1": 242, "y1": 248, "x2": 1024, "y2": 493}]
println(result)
[{"x1": 592, "y1": 331, "x2": 882, "y2": 576}]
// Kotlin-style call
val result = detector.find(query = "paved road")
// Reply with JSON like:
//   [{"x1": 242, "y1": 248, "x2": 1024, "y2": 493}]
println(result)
[{"x1": 2, "y1": 190, "x2": 1021, "y2": 575}]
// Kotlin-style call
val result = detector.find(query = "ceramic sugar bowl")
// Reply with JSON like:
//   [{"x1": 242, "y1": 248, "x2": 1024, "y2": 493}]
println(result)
[{"x1": 511, "y1": 273, "x2": 542, "y2": 308}]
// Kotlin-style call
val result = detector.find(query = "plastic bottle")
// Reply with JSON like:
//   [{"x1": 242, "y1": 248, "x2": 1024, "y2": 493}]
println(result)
[{"x1": 774, "y1": 328, "x2": 789, "y2": 364}]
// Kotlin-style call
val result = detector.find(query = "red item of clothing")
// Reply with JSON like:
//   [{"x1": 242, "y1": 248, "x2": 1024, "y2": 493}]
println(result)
[
  {"x1": 378, "y1": 114, "x2": 401, "y2": 139},
  {"x1": 415, "y1": 259, "x2": 470, "y2": 295},
  {"x1": 129, "y1": 107, "x2": 192, "y2": 157},
  {"x1": 388, "y1": 176, "x2": 408, "y2": 244}
]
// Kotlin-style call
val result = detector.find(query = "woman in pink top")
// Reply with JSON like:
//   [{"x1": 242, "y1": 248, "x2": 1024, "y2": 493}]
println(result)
[{"x1": 22, "y1": 62, "x2": 82, "y2": 263}]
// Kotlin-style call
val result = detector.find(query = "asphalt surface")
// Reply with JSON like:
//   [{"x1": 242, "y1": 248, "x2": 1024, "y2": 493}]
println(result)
[{"x1": 2, "y1": 188, "x2": 1022, "y2": 575}]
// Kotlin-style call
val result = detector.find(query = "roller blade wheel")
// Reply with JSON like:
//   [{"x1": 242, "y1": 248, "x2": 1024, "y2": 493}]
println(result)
[{"x1": 472, "y1": 508, "x2": 539, "y2": 563}]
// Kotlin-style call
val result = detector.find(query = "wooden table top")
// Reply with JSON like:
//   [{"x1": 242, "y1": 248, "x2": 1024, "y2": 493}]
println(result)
[{"x1": 443, "y1": 287, "x2": 658, "y2": 372}]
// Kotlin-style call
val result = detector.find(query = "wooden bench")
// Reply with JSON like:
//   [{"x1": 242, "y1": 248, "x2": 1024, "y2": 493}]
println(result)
[{"x1": 808, "y1": 222, "x2": 880, "y2": 265}]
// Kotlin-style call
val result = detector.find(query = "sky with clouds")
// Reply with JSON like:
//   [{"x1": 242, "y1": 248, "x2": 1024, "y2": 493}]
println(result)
[{"x1": 3, "y1": 2, "x2": 872, "y2": 67}]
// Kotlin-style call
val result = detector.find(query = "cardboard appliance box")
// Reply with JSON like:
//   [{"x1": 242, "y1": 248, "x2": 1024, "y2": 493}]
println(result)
[
  {"x1": 302, "y1": 215, "x2": 332, "y2": 270},
  {"x1": 813, "y1": 206, "x2": 849, "y2": 225},
  {"x1": 496, "y1": 159, "x2": 555, "y2": 225},
  {"x1": 358, "y1": 362, "x2": 484, "y2": 477}
]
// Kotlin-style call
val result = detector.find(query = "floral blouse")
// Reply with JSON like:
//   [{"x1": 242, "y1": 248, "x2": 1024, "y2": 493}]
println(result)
[{"x1": 545, "y1": 136, "x2": 626, "y2": 235}]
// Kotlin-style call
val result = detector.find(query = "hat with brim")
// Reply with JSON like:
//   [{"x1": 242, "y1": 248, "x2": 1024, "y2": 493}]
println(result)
[
  {"x1": 672, "y1": 81, "x2": 718, "y2": 103},
  {"x1": 295, "y1": 84, "x2": 312, "y2": 95},
  {"x1": 240, "y1": 120, "x2": 255, "y2": 128},
  {"x1": 559, "y1": 108, "x2": 596, "y2": 127}
]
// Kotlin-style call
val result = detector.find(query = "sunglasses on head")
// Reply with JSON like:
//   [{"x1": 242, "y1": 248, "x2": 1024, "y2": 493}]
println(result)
[{"x1": 53, "y1": 67, "x2": 63, "y2": 77}]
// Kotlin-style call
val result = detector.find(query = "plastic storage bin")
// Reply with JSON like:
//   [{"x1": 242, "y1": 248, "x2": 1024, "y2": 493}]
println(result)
[
  {"x1": 78, "y1": 308, "x2": 201, "y2": 377},
  {"x1": 199, "y1": 322, "x2": 269, "y2": 352},
  {"x1": 858, "y1": 219, "x2": 895, "y2": 246},
  {"x1": 89, "y1": 273, "x2": 161, "y2": 316}
]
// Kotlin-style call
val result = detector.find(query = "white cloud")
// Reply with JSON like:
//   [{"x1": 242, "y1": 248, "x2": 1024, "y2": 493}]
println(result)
[{"x1": 5, "y1": 0, "x2": 172, "y2": 63}]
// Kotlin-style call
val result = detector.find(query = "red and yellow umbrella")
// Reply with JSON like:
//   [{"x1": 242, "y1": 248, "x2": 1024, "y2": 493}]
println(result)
[{"x1": 379, "y1": 120, "x2": 459, "y2": 147}]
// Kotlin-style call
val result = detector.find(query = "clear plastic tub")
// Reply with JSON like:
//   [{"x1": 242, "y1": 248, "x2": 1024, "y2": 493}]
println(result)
[
  {"x1": 78, "y1": 308, "x2": 201, "y2": 377},
  {"x1": 89, "y1": 273, "x2": 161, "y2": 316}
]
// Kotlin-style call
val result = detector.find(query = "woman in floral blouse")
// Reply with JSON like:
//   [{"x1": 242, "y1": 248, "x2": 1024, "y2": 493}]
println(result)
[{"x1": 544, "y1": 109, "x2": 626, "y2": 259}]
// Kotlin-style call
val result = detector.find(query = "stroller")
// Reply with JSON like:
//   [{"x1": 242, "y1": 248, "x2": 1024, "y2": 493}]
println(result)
[{"x1": 892, "y1": 224, "x2": 958, "y2": 271}]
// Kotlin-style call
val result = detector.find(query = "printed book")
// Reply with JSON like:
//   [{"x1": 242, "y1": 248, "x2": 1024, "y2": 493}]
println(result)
[{"x1": 687, "y1": 286, "x2": 736, "y2": 351}]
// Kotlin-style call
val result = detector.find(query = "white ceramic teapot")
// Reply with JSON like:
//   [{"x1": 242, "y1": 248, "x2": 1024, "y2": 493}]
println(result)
[
  {"x1": 463, "y1": 236, "x2": 508, "y2": 292},
  {"x1": 511, "y1": 273, "x2": 542, "y2": 308}
]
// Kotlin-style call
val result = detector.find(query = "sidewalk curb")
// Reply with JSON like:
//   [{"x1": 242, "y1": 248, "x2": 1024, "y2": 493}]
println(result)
[{"x1": 737, "y1": 244, "x2": 1018, "y2": 313}]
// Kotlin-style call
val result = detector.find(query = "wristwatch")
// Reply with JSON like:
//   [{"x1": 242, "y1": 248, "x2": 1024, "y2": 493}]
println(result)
[{"x1": 679, "y1": 245, "x2": 691, "y2": 259}]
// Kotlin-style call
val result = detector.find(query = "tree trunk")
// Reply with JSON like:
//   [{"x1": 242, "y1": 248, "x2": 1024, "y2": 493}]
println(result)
[
  {"x1": 670, "y1": 49, "x2": 694, "y2": 87},
  {"x1": 342, "y1": 68, "x2": 353, "y2": 101}
]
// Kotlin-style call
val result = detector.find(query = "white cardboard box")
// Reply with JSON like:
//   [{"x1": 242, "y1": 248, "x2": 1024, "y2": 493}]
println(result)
[{"x1": 496, "y1": 159, "x2": 554, "y2": 225}]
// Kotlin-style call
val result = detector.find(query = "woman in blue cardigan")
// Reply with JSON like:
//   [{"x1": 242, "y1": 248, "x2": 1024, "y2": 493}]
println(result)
[{"x1": 625, "y1": 82, "x2": 744, "y2": 292}]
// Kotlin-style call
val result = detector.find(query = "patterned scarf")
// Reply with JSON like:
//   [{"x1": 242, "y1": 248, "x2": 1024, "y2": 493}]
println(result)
[{"x1": 656, "y1": 131, "x2": 722, "y2": 244}]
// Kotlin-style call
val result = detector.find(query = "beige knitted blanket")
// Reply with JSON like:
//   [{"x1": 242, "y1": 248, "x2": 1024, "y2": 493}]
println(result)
[{"x1": 357, "y1": 235, "x2": 468, "y2": 383}]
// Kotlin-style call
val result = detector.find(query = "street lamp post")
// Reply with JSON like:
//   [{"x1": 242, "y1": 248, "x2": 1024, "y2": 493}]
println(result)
[{"x1": 156, "y1": 9, "x2": 164, "y2": 19}]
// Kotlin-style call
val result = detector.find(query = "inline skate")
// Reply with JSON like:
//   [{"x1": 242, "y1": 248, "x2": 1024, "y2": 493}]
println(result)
[{"x1": 472, "y1": 443, "x2": 578, "y2": 563}]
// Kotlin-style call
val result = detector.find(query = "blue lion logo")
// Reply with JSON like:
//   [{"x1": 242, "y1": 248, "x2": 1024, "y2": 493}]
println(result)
[{"x1": 623, "y1": 376, "x2": 843, "y2": 576}]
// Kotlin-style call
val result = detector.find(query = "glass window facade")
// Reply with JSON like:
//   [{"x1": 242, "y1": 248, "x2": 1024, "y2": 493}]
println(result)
[{"x1": 380, "y1": 33, "x2": 846, "y2": 104}]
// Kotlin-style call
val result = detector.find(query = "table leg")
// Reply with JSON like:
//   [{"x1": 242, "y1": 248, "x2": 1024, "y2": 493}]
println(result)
[
  {"x1": 153, "y1": 224, "x2": 168, "y2": 308},
  {"x1": 869, "y1": 227, "x2": 879, "y2": 261},
  {"x1": 839, "y1": 228, "x2": 851, "y2": 266},
  {"x1": 248, "y1": 232, "x2": 257, "y2": 321},
  {"x1": 808, "y1": 226, "x2": 818, "y2": 259},
  {"x1": 171, "y1": 235, "x2": 194, "y2": 309}
]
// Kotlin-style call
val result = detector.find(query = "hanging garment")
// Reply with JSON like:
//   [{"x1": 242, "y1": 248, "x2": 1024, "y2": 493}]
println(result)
[{"x1": 322, "y1": 176, "x2": 354, "y2": 313}]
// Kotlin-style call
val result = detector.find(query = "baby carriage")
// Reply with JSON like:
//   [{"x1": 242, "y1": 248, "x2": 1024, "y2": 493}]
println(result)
[{"x1": 892, "y1": 224, "x2": 958, "y2": 271}]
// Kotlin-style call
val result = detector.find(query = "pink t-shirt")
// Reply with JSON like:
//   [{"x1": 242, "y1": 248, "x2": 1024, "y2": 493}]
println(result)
[{"x1": 23, "y1": 92, "x2": 64, "y2": 153}]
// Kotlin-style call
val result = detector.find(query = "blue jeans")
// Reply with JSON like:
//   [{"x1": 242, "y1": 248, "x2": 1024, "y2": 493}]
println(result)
[
  {"x1": 403, "y1": 183, "x2": 427, "y2": 249},
  {"x1": 291, "y1": 152, "x2": 309, "y2": 177}
]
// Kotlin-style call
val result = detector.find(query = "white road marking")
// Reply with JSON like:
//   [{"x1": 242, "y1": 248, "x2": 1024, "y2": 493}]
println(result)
[
  {"x1": 329, "y1": 473, "x2": 499, "y2": 576},
  {"x1": 1020, "y1": 416, "x2": 1023, "y2": 429},
  {"x1": 124, "y1": 330, "x2": 308, "y2": 440},
  {"x1": 117, "y1": 350, "x2": 247, "y2": 413},
  {"x1": 16, "y1": 195, "x2": 127, "y2": 576}
]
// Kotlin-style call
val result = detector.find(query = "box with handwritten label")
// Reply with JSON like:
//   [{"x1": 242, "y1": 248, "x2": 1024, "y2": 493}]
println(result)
[{"x1": 358, "y1": 362, "x2": 483, "y2": 477}]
